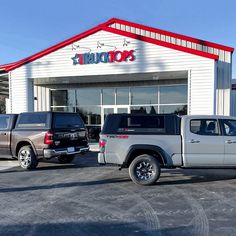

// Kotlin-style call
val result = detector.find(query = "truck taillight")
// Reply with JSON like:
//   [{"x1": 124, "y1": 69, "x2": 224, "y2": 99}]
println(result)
[
  {"x1": 44, "y1": 132, "x2": 53, "y2": 145},
  {"x1": 99, "y1": 139, "x2": 107, "y2": 153}
]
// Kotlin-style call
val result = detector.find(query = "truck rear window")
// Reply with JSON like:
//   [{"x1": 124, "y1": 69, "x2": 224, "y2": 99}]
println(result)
[
  {"x1": 53, "y1": 113, "x2": 84, "y2": 129},
  {"x1": 118, "y1": 115, "x2": 165, "y2": 133}
]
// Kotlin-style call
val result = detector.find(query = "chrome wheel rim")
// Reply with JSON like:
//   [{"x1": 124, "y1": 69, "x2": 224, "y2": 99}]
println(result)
[
  {"x1": 135, "y1": 161, "x2": 155, "y2": 181},
  {"x1": 19, "y1": 149, "x2": 31, "y2": 168}
]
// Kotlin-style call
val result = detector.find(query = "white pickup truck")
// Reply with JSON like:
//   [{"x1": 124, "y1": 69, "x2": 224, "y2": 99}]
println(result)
[{"x1": 98, "y1": 114, "x2": 236, "y2": 185}]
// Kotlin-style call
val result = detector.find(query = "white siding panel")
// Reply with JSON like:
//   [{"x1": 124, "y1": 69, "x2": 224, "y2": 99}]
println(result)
[
  {"x1": 11, "y1": 30, "x2": 216, "y2": 115},
  {"x1": 9, "y1": 71, "x2": 34, "y2": 113},
  {"x1": 171, "y1": 37, "x2": 176, "y2": 45},
  {"x1": 136, "y1": 28, "x2": 141, "y2": 35},
  {"x1": 131, "y1": 27, "x2": 135, "y2": 34},
  {"x1": 155, "y1": 33, "x2": 161, "y2": 40},
  {"x1": 121, "y1": 24, "x2": 126, "y2": 31},
  {"x1": 34, "y1": 86, "x2": 50, "y2": 111},
  {"x1": 224, "y1": 51, "x2": 231, "y2": 63}
]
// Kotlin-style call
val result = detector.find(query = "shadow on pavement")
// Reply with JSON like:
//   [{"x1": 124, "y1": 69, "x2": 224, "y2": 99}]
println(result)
[
  {"x1": 1, "y1": 169, "x2": 236, "y2": 193},
  {"x1": 0, "y1": 151, "x2": 100, "y2": 174},
  {"x1": 0, "y1": 222, "x2": 198, "y2": 236},
  {"x1": 0, "y1": 158, "x2": 17, "y2": 161},
  {"x1": 157, "y1": 168, "x2": 236, "y2": 185},
  {"x1": 0, "y1": 177, "x2": 131, "y2": 193}
]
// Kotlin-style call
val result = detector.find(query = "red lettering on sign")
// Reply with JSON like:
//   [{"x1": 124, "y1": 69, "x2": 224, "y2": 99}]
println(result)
[
  {"x1": 109, "y1": 51, "x2": 115, "y2": 62},
  {"x1": 73, "y1": 50, "x2": 135, "y2": 65},
  {"x1": 114, "y1": 51, "x2": 123, "y2": 62},
  {"x1": 76, "y1": 53, "x2": 83, "y2": 64},
  {"x1": 128, "y1": 50, "x2": 135, "y2": 61}
]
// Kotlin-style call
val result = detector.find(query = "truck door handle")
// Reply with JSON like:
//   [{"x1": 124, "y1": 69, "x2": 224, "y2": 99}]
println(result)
[
  {"x1": 225, "y1": 140, "x2": 236, "y2": 144},
  {"x1": 189, "y1": 139, "x2": 200, "y2": 143}
]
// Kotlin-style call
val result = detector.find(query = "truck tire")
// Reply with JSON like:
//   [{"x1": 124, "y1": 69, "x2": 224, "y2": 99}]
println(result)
[
  {"x1": 58, "y1": 155, "x2": 75, "y2": 164},
  {"x1": 129, "y1": 154, "x2": 161, "y2": 186},
  {"x1": 18, "y1": 145, "x2": 38, "y2": 170}
]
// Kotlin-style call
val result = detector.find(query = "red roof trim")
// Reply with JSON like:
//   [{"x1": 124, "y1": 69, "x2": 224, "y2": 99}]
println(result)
[
  {"x1": 102, "y1": 26, "x2": 219, "y2": 60},
  {"x1": 0, "y1": 62, "x2": 16, "y2": 70},
  {"x1": 4, "y1": 23, "x2": 106, "y2": 72},
  {"x1": 106, "y1": 18, "x2": 234, "y2": 53},
  {"x1": 2, "y1": 18, "x2": 227, "y2": 72}
]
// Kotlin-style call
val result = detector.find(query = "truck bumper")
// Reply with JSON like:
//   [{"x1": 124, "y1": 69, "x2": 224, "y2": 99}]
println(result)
[
  {"x1": 98, "y1": 152, "x2": 106, "y2": 164},
  {"x1": 43, "y1": 146, "x2": 89, "y2": 159}
]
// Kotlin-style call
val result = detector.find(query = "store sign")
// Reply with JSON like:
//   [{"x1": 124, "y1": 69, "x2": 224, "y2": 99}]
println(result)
[{"x1": 71, "y1": 50, "x2": 135, "y2": 65}]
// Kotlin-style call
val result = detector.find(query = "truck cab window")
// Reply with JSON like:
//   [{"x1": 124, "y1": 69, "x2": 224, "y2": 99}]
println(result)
[
  {"x1": 0, "y1": 116, "x2": 9, "y2": 129},
  {"x1": 190, "y1": 119, "x2": 219, "y2": 135},
  {"x1": 220, "y1": 119, "x2": 236, "y2": 136}
]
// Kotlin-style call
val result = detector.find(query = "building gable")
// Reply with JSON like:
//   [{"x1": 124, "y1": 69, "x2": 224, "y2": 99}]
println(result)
[{"x1": 2, "y1": 17, "x2": 233, "y2": 72}]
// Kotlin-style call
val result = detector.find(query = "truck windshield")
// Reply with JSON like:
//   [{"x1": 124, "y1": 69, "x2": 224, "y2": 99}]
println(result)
[{"x1": 53, "y1": 113, "x2": 84, "y2": 129}]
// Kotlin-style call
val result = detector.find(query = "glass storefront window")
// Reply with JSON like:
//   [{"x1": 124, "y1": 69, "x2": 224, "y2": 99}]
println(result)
[
  {"x1": 116, "y1": 88, "x2": 129, "y2": 105},
  {"x1": 159, "y1": 105, "x2": 187, "y2": 115},
  {"x1": 77, "y1": 89, "x2": 101, "y2": 106},
  {"x1": 160, "y1": 85, "x2": 187, "y2": 104},
  {"x1": 117, "y1": 107, "x2": 129, "y2": 113},
  {"x1": 102, "y1": 88, "x2": 115, "y2": 105},
  {"x1": 131, "y1": 106, "x2": 158, "y2": 114},
  {"x1": 50, "y1": 84, "x2": 188, "y2": 129},
  {"x1": 76, "y1": 106, "x2": 101, "y2": 125},
  {"x1": 131, "y1": 87, "x2": 158, "y2": 105},
  {"x1": 51, "y1": 90, "x2": 76, "y2": 107},
  {"x1": 51, "y1": 106, "x2": 75, "y2": 112}
]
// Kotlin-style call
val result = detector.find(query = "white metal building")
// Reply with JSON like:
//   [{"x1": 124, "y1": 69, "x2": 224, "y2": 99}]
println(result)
[{"x1": 0, "y1": 18, "x2": 234, "y2": 132}]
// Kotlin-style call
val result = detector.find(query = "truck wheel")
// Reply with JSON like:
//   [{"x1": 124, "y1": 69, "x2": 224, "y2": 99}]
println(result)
[
  {"x1": 129, "y1": 154, "x2": 161, "y2": 186},
  {"x1": 18, "y1": 145, "x2": 38, "y2": 170},
  {"x1": 58, "y1": 155, "x2": 75, "y2": 164}
]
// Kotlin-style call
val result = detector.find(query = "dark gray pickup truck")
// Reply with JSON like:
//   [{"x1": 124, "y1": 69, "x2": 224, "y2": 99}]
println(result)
[{"x1": 0, "y1": 112, "x2": 89, "y2": 169}]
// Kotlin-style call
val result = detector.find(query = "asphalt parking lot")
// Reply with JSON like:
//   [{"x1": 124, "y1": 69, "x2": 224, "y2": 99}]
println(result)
[{"x1": 0, "y1": 152, "x2": 236, "y2": 236}]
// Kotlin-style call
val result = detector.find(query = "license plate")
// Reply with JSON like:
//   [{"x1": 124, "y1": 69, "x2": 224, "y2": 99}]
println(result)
[{"x1": 67, "y1": 147, "x2": 75, "y2": 153}]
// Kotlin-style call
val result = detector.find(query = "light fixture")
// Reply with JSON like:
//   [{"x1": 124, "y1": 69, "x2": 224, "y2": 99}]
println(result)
[
  {"x1": 96, "y1": 41, "x2": 117, "y2": 51},
  {"x1": 97, "y1": 41, "x2": 105, "y2": 48},
  {"x1": 71, "y1": 44, "x2": 91, "y2": 52},
  {"x1": 123, "y1": 39, "x2": 131, "y2": 47}
]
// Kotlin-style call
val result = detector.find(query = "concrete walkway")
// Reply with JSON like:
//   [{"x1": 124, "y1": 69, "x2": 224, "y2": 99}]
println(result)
[{"x1": 0, "y1": 159, "x2": 19, "y2": 171}]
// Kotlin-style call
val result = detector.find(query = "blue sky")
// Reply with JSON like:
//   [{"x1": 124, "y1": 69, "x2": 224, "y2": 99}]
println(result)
[{"x1": 0, "y1": 0, "x2": 235, "y2": 77}]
